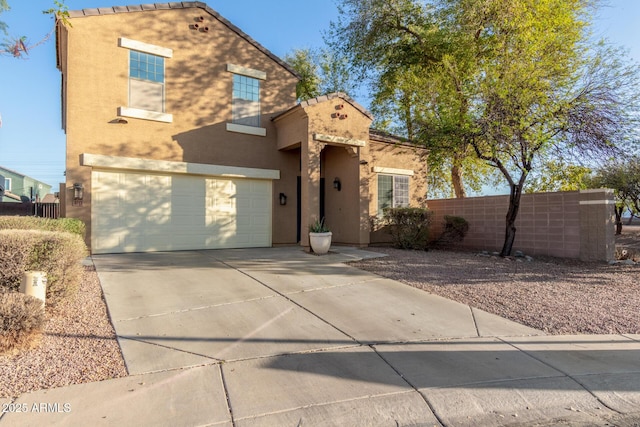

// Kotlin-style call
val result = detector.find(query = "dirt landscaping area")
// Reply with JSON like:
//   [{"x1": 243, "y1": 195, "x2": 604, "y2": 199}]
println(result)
[
  {"x1": 0, "y1": 267, "x2": 127, "y2": 398},
  {"x1": 351, "y1": 225, "x2": 640, "y2": 336}
]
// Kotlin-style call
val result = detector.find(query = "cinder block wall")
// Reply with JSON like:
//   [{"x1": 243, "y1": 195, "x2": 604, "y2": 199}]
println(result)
[{"x1": 426, "y1": 189, "x2": 615, "y2": 261}]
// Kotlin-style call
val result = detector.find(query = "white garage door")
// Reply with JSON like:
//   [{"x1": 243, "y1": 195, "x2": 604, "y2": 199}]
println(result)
[{"x1": 92, "y1": 170, "x2": 272, "y2": 254}]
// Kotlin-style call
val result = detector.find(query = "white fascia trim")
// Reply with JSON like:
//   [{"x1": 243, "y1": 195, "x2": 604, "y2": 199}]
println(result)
[
  {"x1": 227, "y1": 64, "x2": 267, "y2": 80},
  {"x1": 313, "y1": 133, "x2": 366, "y2": 147},
  {"x1": 373, "y1": 166, "x2": 414, "y2": 176},
  {"x1": 118, "y1": 37, "x2": 173, "y2": 57},
  {"x1": 81, "y1": 154, "x2": 280, "y2": 180},
  {"x1": 226, "y1": 123, "x2": 267, "y2": 137},
  {"x1": 118, "y1": 107, "x2": 173, "y2": 123}
]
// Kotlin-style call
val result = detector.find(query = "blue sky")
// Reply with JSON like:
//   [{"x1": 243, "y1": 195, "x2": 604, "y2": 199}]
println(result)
[{"x1": 0, "y1": 0, "x2": 638, "y2": 192}]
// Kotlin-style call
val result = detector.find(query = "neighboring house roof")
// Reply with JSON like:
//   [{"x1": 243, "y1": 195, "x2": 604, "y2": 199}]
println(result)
[
  {"x1": 41, "y1": 194, "x2": 59, "y2": 203},
  {"x1": 0, "y1": 165, "x2": 27, "y2": 178},
  {"x1": 272, "y1": 92, "x2": 374, "y2": 122},
  {"x1": 62, "y1": 2, "x2": 300, "y2": 79}
]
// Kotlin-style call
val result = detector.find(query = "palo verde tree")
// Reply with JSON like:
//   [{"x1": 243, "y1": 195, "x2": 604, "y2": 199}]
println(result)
[
  {"x1": 0, "y1": 0, "x2": 69, "y2": 58},
  {"x1": 330, "y1": 0, "x2": 640, "y2": 255}
]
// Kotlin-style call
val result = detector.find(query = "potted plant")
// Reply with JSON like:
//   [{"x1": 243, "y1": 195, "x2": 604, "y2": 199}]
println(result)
[{"x1": 309, "y1": 217, "x2": 332, "y2": 254}]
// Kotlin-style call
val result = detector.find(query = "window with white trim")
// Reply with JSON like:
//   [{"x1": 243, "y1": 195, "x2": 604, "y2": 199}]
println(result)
[
  {"x1": 118, "y1": 38, "x2": 173, "y2": 123},
  {"x1": 226, "y1": 64, "x2": 266, "y2": 136},
  {"x1": 3, "y1": 177, "x2": 11, "y2": 192},
  {"x1": 378, "y1": 174, "x2": 409, "y2": 215},
  {"x1": 232, "y1": 74, "x2": 260, "y2": 127},
  {"x1": 129, "y1": 50, "x2": 165, "y2": 112}
]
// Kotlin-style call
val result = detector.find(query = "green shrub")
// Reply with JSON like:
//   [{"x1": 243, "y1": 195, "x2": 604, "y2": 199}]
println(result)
[
  {"x1": 0, "y1": 216, "x2": 86, "y2": 237},
  {"x1": 309, "y1": 217, "x2": 330, "y2": 233},
  {"x1": 437, "y1": 215, "x2": 470, "y2": 245},
  {"x1": 383, "y1": 207, "x2": 433, "y2": 250},
  {"x1": 0, "y1": 292, "x2": 45, "y2": 355},
  {"x1": 0, "y1": 230, "x2": 87, "y2": 307}
]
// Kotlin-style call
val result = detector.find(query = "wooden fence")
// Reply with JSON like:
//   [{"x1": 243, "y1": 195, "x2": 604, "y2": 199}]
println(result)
[{"x1": 0, "y1": 202, "x2": 60, "y2": 219}]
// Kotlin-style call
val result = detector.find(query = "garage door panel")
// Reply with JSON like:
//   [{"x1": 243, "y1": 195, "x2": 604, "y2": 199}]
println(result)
[{"x1": 92, "y1": 171, "x2": 272, "y2": 254}]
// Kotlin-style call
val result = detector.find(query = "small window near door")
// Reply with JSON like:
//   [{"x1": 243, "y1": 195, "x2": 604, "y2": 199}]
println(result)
[{"x1": 377, "y1": 174, "x2": 409, "y2": 215}]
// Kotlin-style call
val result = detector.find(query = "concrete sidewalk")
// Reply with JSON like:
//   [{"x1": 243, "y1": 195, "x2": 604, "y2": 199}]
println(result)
[{"x1": 2, "y1": 247, "x2": 640, "y2": 426}]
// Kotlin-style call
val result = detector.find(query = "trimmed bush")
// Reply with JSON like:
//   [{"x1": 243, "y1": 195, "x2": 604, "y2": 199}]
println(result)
[
  {"x1": 437, "y1": 215, "x2": 470, "y2": 245},
  {"x1": 0, "y1": 292, "x2": 45, "y2": 355},
  {"x1": 383, "y1": 207, "x2": 433, "y2": 250},
  {"x1": 0, "y1": 230, "x2": 87, "y2": 307},
  {"x1": 0, "y1": 216, "x2": 85, "y2": 238}
]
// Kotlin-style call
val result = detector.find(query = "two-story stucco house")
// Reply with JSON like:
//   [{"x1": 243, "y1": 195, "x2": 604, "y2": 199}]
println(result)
[{"x1": 56, "y1": 2, "x2": 428, "y2": 254}]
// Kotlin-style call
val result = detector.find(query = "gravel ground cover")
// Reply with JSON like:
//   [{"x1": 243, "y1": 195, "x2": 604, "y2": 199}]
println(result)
[
  {"x1": 350, "y1": 228, "x2": 640, "y2": 335},
  {"x1": 0, "y1": 266, "x2": 127, "y2": 398}
]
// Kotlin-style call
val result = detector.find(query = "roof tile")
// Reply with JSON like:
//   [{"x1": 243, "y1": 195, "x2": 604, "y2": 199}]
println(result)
[{"x1": 82, "y1": 8, "x2": 101, "y2": 16}]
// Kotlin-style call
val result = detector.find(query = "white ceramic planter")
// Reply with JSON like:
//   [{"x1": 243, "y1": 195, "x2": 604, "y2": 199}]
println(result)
[{"x1": 309, "y1": 231, "x2": 332, "y2": 254}]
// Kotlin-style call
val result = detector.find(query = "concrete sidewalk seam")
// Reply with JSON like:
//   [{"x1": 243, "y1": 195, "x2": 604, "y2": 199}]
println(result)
[
  {"x1": 213, "y1": 258, "x2": 362, "y2": 346},
  {"x1": 117, "y1": 335, "x2": 224, "y2": 365},
  {"x1": 498, "y1": 337, "x2": 626, "y2": 415},
  {"x1": 469, "y1": 307, "x2": 481, "y2": 337},
  {"x1": 230, "y1": 390, "x2": 421, "y2": 424},
  {"x1": 219, "y1": 364, "x2": 237, "y2": 427},
  {"x1": 221, "y1": 343, "x2": 364, "y2": 363},
  {"x1": 369, "y1": 344, "x2": 446, "y2": 427},
  {"x1": 112, "y1": 295, "x2": 279, "y2": 322},
  {"x1": 274, "y1": 277, "x2": 387, "y2": 296}
]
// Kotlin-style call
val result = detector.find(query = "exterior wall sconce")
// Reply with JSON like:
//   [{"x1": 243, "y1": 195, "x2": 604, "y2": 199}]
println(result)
[
  {"x1": 279, "y1": 192, "x2": 287, "y2": 205},
  {"x1": 333, "y1": 178, "x2": 341, "y2": 191},
  {"x1": 73, "y1": 183, "x2": 84, "y2": 206}
]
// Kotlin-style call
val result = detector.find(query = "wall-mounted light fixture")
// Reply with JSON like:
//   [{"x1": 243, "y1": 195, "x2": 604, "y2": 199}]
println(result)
[
  {"x1": 333, "y1": 177, "x2": 341, "y2": 191},
  {"x1": 279, "y1": 192, "x2": 287, "y2": 205},
  {"x1": 73, "y1": 183, "x2": 84, "y2": 206}
]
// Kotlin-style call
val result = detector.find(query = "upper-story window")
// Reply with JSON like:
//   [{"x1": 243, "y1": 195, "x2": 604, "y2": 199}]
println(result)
[
  {"x1": 232, "y1": 74, "x2": 260, "y2": 127},
  {"x1": 3, "y1": 177, "x2": 11, "y2": 192},
  {"x1": 129, "y1": 50, "x2": 165, "y2": 112},
  {"x1": 226, "y1": 64, "x2": 267, "y2": 137},
  {"x1": 117, "y1": 37, "x2": 173, "y2": 123}
]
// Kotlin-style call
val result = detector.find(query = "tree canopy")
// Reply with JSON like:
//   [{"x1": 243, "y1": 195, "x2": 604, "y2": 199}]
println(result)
[
  {"x1": 328, "y1": 0, "x2": 640, "y2": 255},
  {"x1": 284, "y1": 47, "x2": 356, "y2": 102}
]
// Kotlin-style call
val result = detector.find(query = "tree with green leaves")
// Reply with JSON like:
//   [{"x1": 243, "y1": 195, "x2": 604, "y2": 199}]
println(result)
[
  {"x1": 525, "y1": 161, "x2": 592, "y2": 194},
  {"x1": 284, "y1": 47, "x2": 356, "y2": 102},
  {"x1": 329, "y1": 0, "x2": 640, "y2": 256},
  {"x1": 0, "y1": 0, "x2": 69, "y2": 58},
  {"x1": 588, "y1": 158, "x2": 640, "y2": 234}
]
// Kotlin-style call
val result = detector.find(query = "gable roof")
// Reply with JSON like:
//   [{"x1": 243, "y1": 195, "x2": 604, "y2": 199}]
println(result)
[
  {"x1": 272, "y1": 92, "x2": 374, "y2": 122},
  {"x1": 65, "y1": 2, "x2": 300, "y2": 79}
]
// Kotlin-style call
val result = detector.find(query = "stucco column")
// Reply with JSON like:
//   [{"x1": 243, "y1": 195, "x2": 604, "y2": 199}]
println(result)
[
  {"x1": 579, "y1": 189, "x2": 616, "y2": 262},
  {"x1": 300, "y1": 138, "x2": 323, "y2": 248},
  {"x1": 358, "y1": 145, "x2": 371, "y2": 246}
]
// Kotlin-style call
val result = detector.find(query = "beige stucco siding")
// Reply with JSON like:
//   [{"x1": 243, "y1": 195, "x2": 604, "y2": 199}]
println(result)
[
  {"x1": 61, "y1": 7, "x2": 298, "y2": 246},
  {"x1": 368, "y1": 140, "x2": 428, "y2": 215}
]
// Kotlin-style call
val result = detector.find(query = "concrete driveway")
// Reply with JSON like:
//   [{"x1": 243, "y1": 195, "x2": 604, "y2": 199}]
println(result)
[{"x1": 4, "y1": 247, "x2": 640, "y2": 426}]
